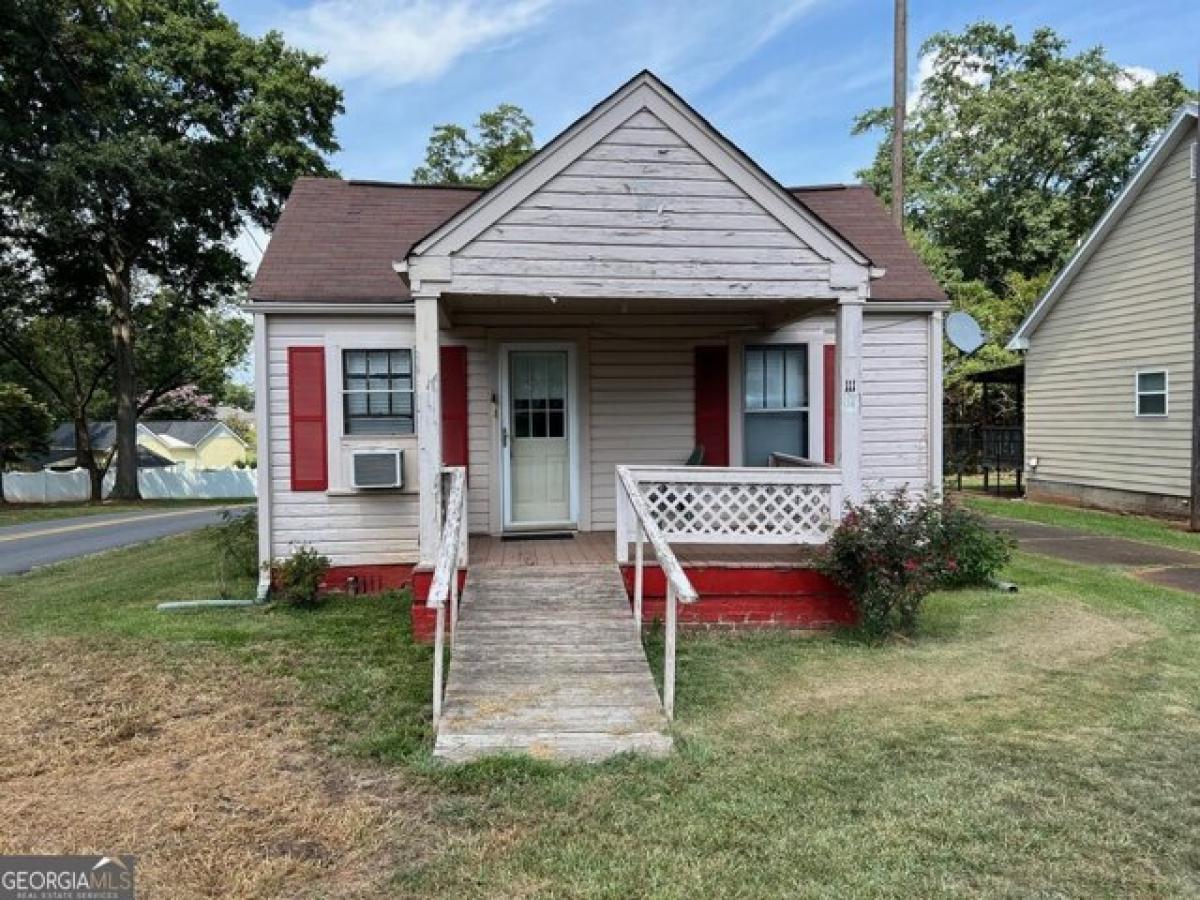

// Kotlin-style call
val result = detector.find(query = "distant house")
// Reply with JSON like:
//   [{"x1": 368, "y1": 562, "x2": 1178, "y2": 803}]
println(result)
[
  {"x1": 44, "y1": 420, "x2": 249, "y2": 471},
  {"x1": 1008, "y1": 103, "x2": 1198, "y2": 517}
]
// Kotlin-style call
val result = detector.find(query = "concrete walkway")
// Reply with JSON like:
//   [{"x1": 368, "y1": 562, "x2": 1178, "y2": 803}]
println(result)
[{"x1": 988, "y1": 515, "x2": 1200, "y2": 593}]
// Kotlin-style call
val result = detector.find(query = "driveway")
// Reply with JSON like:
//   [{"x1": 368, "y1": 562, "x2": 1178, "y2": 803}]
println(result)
[
  {"x1": 988, "y1": 514, "x2": 1200, "y2": 594},
  {"x1": 0, "y1": 505, "x2": 251, "y2": 575}
]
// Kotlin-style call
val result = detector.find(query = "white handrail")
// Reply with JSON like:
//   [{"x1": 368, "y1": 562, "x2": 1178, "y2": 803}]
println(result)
[
  {"x1": 428, "y1": 466, "x2": 467, "y2": 729},
  {"x1": 617, "y1": 465, "x2": 697, "y2": 719}
]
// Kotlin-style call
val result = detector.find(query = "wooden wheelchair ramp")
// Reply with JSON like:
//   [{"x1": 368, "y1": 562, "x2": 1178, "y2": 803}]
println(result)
[{"x1": 434, "y1": 564, "x2": 672, "y2": 762}]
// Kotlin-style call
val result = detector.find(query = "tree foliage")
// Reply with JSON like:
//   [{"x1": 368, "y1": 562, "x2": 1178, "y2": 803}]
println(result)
[
  {"x1": 855, "y1": 22, "x2": 1192, "y2": 291},
  {"x1": 854, "y1": 22, "x2": 1194, "y2": 439},
  {"x1": 0, "y1": 382, "x2": 54, "y2": 502},
  {"x1": 0, "y1": 0, "x2": 342, "y2": 498},
  {"x1": 0, "y1": 267, "x2": 252, "y2": 498},
  {"x1": 412, "y1": 103, "x2": 536, "y2": 186}
]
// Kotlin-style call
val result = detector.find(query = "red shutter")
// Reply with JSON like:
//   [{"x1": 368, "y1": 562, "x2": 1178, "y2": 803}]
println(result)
[
  {"x1": 440, "y1": 345, "x2": 469, "y2": 471},
  {"x1": 823, "y1": 344, "x2": 836, "y2": 464},
  {"x1": 694, "y1": 346, "x2": 729, "y2": 466},
  {"x1": 288, "y1": 346, "x2": 327, "y2": 491}
]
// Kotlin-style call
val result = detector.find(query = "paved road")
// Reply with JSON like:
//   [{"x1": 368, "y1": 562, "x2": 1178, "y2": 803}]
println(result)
[{"x1": 0, "y1": 505, "x2": 252, "y2": 575}]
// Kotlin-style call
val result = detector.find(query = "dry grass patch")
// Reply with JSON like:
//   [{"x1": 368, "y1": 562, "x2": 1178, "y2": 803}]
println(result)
[
  {"x1": 0, "y1": 637, "x2": 434, "y2": 899},
  {"x1": 709, "y1": 600, "x2": 1159, "y2": 741}
]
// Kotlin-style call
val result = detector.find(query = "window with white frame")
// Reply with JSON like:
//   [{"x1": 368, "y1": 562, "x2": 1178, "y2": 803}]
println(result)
[
  {"x1": 342, "y1": 349, "x2": 415, "y2": 435},
  {"x1": 743, "y1": 345, "x2": 808, "y2": 465},
  {"x1": 1135, "y1": 369, "x2": 1168, "y2": 417}
]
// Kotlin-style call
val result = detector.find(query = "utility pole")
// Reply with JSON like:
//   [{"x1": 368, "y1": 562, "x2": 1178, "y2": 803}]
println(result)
[
  {"x1": 1189, "y1": 109, "x2": 1199, "y2": 530},
  {"x1": 891, "y1": 0, "x2": 907, "y2": 228}
]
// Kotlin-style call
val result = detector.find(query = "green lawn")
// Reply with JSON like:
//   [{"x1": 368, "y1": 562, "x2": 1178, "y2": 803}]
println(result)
[
  {"x1": 963, "y1": 493, "x2": 1200, "y2": 553},
  {"x1": 0, "y1": 498, "x2": 251, "y2": 528},
  {"x1": 2, "y1": 531, "x2": 1198, "y2": 897}
]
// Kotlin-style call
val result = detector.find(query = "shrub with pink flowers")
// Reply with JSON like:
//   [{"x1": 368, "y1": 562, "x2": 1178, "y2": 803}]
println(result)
[{"x1": 820, "y1": 491, "x2": 1012, "y2": 641}]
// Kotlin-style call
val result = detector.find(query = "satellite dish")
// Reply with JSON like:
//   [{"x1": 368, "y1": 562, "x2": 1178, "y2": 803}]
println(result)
[{"x1": 945, "y1": 311, "x2": 985, "y2": 354}]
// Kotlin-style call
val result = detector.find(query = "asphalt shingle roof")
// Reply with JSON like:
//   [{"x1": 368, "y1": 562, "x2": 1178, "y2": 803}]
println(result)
[{"x1": 250, "y1": 178, "x2": 946, "y2": 304}]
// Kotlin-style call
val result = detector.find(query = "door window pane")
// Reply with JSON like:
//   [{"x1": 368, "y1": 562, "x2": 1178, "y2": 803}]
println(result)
[{"x1": 511, "y1": 351, "x2": 568, "y2": 440}]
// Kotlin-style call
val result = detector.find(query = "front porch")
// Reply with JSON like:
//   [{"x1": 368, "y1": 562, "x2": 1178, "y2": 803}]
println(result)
[
  {"x1": 421, "y1": 462, "x2": 856, "y2": 761},
  {"x1": 470, "y1": 530, "x2": 820, "y2": 568}
]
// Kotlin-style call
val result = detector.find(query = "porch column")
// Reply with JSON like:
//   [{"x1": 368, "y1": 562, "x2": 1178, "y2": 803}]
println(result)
[
  {"x1": 415, "y1": 294, "x2": 443, "y2": 567},
  {"x1": 836, "y1": 297, "x2": 864, "y2": 505}
]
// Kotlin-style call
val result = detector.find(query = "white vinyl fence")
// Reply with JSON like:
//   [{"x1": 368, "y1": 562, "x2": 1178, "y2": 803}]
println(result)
[{"x1": 3, "y1": 465, "x2": 257, "y2": 503}]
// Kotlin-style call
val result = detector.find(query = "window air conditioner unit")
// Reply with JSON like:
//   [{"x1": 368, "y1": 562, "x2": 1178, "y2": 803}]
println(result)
[{"x1": 352, "y1": 449, "x2": 404, "y2": 489}]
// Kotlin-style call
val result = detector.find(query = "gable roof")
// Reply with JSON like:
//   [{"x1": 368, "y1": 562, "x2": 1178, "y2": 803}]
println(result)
[
  {"x1": 407, "y1": 71, "x2": 869, "y2": 271},
  {"x1": 141, "y1": 420, "x2": 243, "y2": 448},
  {"x1": 250, "y1": 73, "x2": 946, "y2": 305},
  {"x1": 49, "y1": 421, "x2": 116, "y2": 450},
  {"x1": 1008, "y1": 102, "x2": 1198, "y2": 350},
  {"x1": 48, "y1": 420, "x2": 240, "y2": 451},
  {"x1": 250, "y1": 180, "x2": 944, "y2": 303},
  {"x1": 41, "y1": 444, "x2": 177, "y2": 470}
]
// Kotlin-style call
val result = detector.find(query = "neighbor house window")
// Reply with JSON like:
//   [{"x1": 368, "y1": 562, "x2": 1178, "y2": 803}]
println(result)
[
  {"x1": 1135, "y1": 370, "x2": 1168, "y2": 417},
  {"x1": 342, "y1": 349, "x2": 414, "y2": 435},
  {"x1": 743, "y1": 345, "x2": 808, "y2": 466}
]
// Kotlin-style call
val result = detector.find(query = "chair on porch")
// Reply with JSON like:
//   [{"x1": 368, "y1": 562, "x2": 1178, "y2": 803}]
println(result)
[{"x1": 685, "y1": 445, "x2": 705, "y2": 466}]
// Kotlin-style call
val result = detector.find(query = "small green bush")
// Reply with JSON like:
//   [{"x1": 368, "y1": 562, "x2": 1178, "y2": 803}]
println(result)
[
  {"x1": 932, "y1": 499, "x2": 1015, "y2": 589},
  {"x1": 272, "y1": 546, "x2": 331, "y2": 608},
  {"x1": 821, "y1": 491, "x2": 1016, "y2": 641},
  {"x1": 820, "y1": 491, "x2": 944, "y2": 641},
  {"x1": 209, "y1": 509, "x2": 258, "y2": 597}
]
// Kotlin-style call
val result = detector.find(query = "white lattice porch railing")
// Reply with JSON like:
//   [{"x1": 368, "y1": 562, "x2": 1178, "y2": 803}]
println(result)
[{"x1": 615, "y1": 465, "x2": 842, "y2": 561}]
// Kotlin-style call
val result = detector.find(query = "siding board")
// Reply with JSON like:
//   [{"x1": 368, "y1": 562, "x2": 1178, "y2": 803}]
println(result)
[
  {"x1": 1026, "y1": 137, "x2": 1196, "y2": 498},
  {"x1": 455, "y1": 109, "x2": 833, "y2": 300}
]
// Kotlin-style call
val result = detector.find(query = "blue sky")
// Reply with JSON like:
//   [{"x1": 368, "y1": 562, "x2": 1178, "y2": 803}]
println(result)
[{"x1": 224, "y1": 0, "x2": 1199, "y2": 271}]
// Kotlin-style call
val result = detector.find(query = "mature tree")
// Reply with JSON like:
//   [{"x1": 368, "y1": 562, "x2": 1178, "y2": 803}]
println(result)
[
  {"x1": 0, "y1": 0, "x2": 342, "y2": 499},
  {"x1": 135, "y1": 290, "x2": 251, "y2": 416},
  {"x1": 0, "y1": 275, "x2": 252, "y2": 499},
  {"x1": 855, "y1": 23, "x2": 1192, "y2": 291},
  {"x1": 0, "y1": 382, "x2": 54, "y2": 503},
  {"x1": 222, "y1": 382, "x2": 255, "y2": 412},
  {"x1": 0, "y1": 312, "x2": 115, "y2": 499},
  {"x1": 413, "y1": 103, "x2": 536, "y2": 186},
  {"x1": 141, "y1": 384, "x2": 216, "y2": 420}
]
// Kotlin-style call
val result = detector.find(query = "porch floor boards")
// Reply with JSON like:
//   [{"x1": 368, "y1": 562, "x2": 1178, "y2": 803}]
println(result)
[
  {"x1": 471, "y1": 530, "x2": 819, "y2": 569},
  {"x1": 434, "y1": 564, "x2": 672, "y2": 763}
]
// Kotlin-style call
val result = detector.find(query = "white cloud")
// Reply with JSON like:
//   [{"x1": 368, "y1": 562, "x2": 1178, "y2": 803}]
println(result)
[
  {"x1": 282, "y1": 0, "x2": 554, "y2": 87},
  {"x1": 907, "y1": 50, "x2": 990, "y2": 110},
  {"x1": 1117, "y1": 65, "x2": 1158, "y2": 90}
]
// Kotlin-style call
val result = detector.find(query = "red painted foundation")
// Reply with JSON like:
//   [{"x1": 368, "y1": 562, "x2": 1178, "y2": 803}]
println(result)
[
  {"x1": 410, "y1": 567, "x2": 468, "y2": 643},
  {"x1": 320, "y1": 564, "x2": 414, "y2": 595},
  {"x1": 397, "y1": 563, "x2": 853, "y2": 644},
  {"x1": 619, "y1": 565, "x2": 856, "y2": 629}
]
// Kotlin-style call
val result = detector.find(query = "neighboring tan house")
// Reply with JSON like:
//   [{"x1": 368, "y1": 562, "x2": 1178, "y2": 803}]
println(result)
[
  {"x1": 45, "y1": 420, "x2": 249, "y2": 471},
  {"x1": 247, "y1": 71, "x2": 948, "y2": 610},
  {"x1": 1008, "y1": 103, "x2": 1198, "y2": 517}
]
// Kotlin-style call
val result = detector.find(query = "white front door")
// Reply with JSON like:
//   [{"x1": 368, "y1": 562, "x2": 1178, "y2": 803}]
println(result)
[{"x1": 502, "y1": 347, "x2": 575, "y2": 528}]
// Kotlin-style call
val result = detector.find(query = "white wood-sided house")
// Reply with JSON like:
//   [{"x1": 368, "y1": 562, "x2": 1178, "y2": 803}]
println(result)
[
  {"x1": 1009, "y1": 103, "x2": 1198, "y2": 518},
  {"x1": 247, "y1": 72, "x2": 948, "y2": 759}
]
